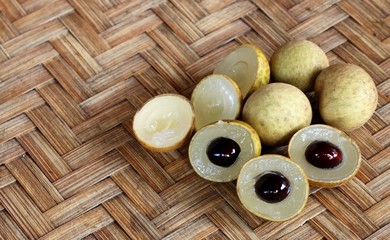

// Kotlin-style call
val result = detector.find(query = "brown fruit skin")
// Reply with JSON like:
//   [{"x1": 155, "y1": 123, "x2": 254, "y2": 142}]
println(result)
[
  {"x1": 242, "y1": 83, "x2": 312, "y2": 147},
  {"x1": 270, "y1": 40, "x2": 329, "y2": 92},
  {"x1": 314, "y1": 64, "x2": 378, "y2": 132}
]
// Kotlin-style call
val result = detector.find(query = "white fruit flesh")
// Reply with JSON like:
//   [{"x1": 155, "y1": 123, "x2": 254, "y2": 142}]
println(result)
[
  {"x1": 189, "y1": 121, "x2": 259, "y2": 182},
  {"x1": 214, "y1": 46, "x2": 258, "y2": 97},
  {"x1": 289, "y1": 125, "x2": 360, "y2": 183},
  {"x1": 237, "y1": 155, "x2": 308, "y2": 221},
  {"x1": 133, "y1": 95, "x2": 193, "y2": 150},
  {"x1": 192, "y1": 75, "x2": 241, "y2": 130}
]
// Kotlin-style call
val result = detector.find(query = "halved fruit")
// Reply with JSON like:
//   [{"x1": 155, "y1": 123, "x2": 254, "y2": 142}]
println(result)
[
  {"x1": 214, "y1": 44, "x2": 270, "y2": 98},
  {"x1": 191, "y1": 74, "x2": 242, "y2": 131},
  {"x1": 237, "y1": 155, "x2": 309, "y2": 221},
  {"x1": 189, "y1": 120, "x2": 261, "y2": 182},
  {"x1": 288, "y1": 124, "x2": 361, "y2": 188},
  {"x1": 132, "y1": 94, "x2": 194, "y2": 152}
]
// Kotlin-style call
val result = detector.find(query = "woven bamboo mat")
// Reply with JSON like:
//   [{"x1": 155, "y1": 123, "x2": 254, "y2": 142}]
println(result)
[{"x1": 0, "y1": 0, "x2": 389, "y2": 239}]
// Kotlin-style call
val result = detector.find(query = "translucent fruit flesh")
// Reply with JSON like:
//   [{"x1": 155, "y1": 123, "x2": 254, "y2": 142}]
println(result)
[
  {"x1": 191, "y1": 75, "x2": 241, "y2": 130},
  {"x1": 133, "y1": 94, "x2": 194, "y2": 152}
]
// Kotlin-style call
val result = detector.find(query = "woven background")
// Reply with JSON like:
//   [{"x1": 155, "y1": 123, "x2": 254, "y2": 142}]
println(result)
[{"x1": 0, "y1": 0, "x2": 389, "y2": 239}]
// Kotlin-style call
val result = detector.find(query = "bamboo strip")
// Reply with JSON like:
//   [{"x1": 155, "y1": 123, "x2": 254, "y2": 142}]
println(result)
[
  {"x1": 40, "y1": 206, "x2": 114, "y2": 240},
  {"x1": 112, "y1": 166, "x2": 169, "y2": 219},
  {"x1": 337, "y1": 178, "x2": 379, "y2": 211},
  {"x1": 254, "y1": 197, "x2": 326, "y2": 239},
  {"x1": 365, "y1": 223, "x2": 390, "y2": 240},
  {"x1": 196, "y1": 1, "x2": 256, "y2": 34},
  {"x1": 160, "y1": 173, "x2": 209, "y2": 206},
  {"x1": 6, "y1": 158, "x2": 58, "y2": 211},
  {"x1": 17, "y1": 130, "x2": 71, "y2": 181},
  {"x1": 13, "y1": 0, "x2": 72, "y2": 33},
  {"x1": 211, "y1": 182, "x2": 264, "y2": 229},
  {"x1": 310, "y1": 210, "x2": 360, "y2": 240},
  {"x1": 186, "y1": 41, "x2": 239, "y2": 81},
  {"x1": 67, "y1": 0, "x2": 112, "y2": 32},
  {"x1": 251, "y1": 0, "x2": 297, "y2": 30},
  {"x1": 3, "y1": 20, "x2": 67, "y2": 57},
  {"x1": 279, "y1": 223, "x2": 323, "y2": 240},
  {"x1": 161, "y1": 155, "x2": 194, "y2": 182},
  {"x1": 0, "y1": 140, "x2": 25, "y2": 165},
  {"x1": 162, "y1": 215, "x2": 218, "y2": 240},
  {"x1": 0, "y1": 12, "x2": 19, "y2": 43},
  {"x1": 0, "y1": 43, "x2": 58, "y2": 81},
  {"x1": 19, "y1": 0, "x2": 54, "y2": 13},
  {"x1": 289, "y1": 5, "x2": 348, "y2": 39},
  {"x1": 72, "y1": 101, "x2": 134, "y2": 141},
  {"x1": 101, "y1": 10, "x2": 162, "y2": 47},
  {"x1": 0, "y1": 183, "x2": 54, "y2": 239},
  {"x1": 87, "y1": 55, "x2": 149, "y2": 93},
  {"x1": 148, "y1": 24, "x2": 199, "y2": 67},
  {"x1": 105, "y1": 0, "x2": 163, "y2": 25},
  {"x1": 190, "y1": 20, "x2": 250, "y2": 56},
  {"x1": 289, "y1": 0, "x2": 340, "y2": 22},
  {"x1": 243, "y1": 10, "x2": 290, "y2": 50},
  {"x1": 27, "y1": 105, "x2": 81, "y2": 154},
  {"x1": 102, "y1": 194, "x2": 162, "y2": 240},
  {"x1": 314, "y1": 188, "x2": 378, "y2": 238},
  {"x1": 309, "y1": 29, "x2": 346, "y2": 53},
  {"x1": 0, "y1": 165, "x2": 16, "y2": 188},
  {"x1": 200, "y1": 0, "x2": 236, "y2": 14},
  {"x1": 63, "y1": 126, "x2": 131, "y2": 169},
  {"x1": 152, "y1": 187, "x2": 224, "y2": 235},
  {"x1": 60, "y1": 11, "x2": 110, "y2": 56},
  {"x1": 135, "y1": 67, "x2": 178, "y2": 95},
  {"x1": 369, "y1": 146, "x2": 390, "y2": 173},
  {"x1": 50, "y1": 33, "x2": 103, "y2": 80},
  {"x1": 21, "y1": 155, "x2": 64, "y2": 203},
  {"x1": 141, "y1": 46, "x2": 194, "y2": 90},
  {"x1": 337, "y1": 0, "x2": 390, "y2": 40},
  {"x1": 0, "y1": 114, "x2": 35, "y2": 145},
  {"x1": 37, "y1": 82, "x2": 87, "y2": 128},
  {"x1": 44, "y1": 178, "x2": 121, "y2": 227},
  {"x1": 334, "y1": 18, "x2": 390, "y2": 63},
  {"x1": 54, "y1": 150, "x2": 128, "y2": 198},
  {"x1": 96, "y1": 33, "x2": 155, "y2": 69},
  {"x1": 117, "y1": 139, "x2": 175, "y2": 192},
  {"x1": 0, "y1": 90, "x2": 45, "y2": 124},
  {"x1": 93, "y1": 222, "x2": 130, "y2": 240},
  {"x1": 333, "y1": 42, "x2": 388, "y2": 84},
  {"x1": 364, "y1": 196, "x2": 390, "y2": 227},
  {"x1": 0, "y1": 211, "x2": 28, "y2": 240},
  {"x1": 367, "y1": 169, "x2": 390, "y2": 199},
  {"x1": 373, "y1": 125, "x2": 390, "y2": 147},
  {"x1": 80, "y1": 78, "x2": 138, "y2": 116},
  {"x1": 153, "y1": 2, "x2": 204, "y2": 43},
  {"x1": 0, "y1": 66, "x2": 52, "y2": 105},
  {"x1": 207, "y1": 203, "x2": 260, "y2": 240},
  {"x1": 170, "y1": 0, "x2": 206, "y2": 22},
  {"x1": 0, "y1": 0, "x2": 26, "y2": 22}
]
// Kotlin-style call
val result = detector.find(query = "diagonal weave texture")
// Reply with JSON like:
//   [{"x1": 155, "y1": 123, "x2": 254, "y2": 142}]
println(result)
[{"x1": 0, "y1": 0, "x2": 389, "y2": 239}]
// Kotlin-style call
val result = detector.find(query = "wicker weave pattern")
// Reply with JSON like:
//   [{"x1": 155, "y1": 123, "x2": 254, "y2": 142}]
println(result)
[{"x1": 0, "y1": 0, "x2": 389, "y2": 239}]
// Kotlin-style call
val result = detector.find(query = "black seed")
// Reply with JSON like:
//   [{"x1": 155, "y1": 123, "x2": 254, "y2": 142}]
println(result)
[
  {"x1": 206, "y1": 137, "x2": 241, "y2": 167},
  {"x1": 305, "y1": 141, "x2": 343, "y2": 169},
  {"x1": 255, "y1": 171, "x2": 291, "y2": 203}
]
